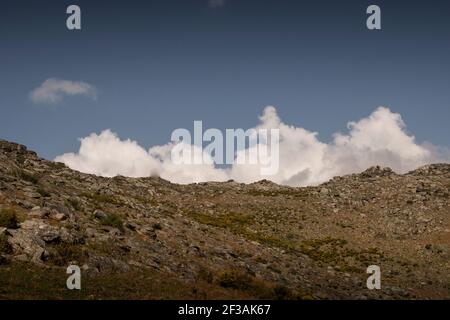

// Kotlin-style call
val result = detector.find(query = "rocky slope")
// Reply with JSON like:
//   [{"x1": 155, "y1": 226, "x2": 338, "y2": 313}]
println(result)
[{"x1": 0, "y1": 139, "x2": 449, "y2": 299}]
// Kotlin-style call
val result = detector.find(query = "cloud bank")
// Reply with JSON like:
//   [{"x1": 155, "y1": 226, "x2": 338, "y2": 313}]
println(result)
[
  {"x1": 55, "y1": 107, "x2": 449, "y2": 186},
  {"x1": 30, "y1": 78, "x2": 97, "y2": 105}
]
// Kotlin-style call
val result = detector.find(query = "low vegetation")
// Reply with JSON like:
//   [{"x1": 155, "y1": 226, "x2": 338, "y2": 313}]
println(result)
[
  {"x1": 65, "y1": 198, "x2": 82, "y2": 211},
  {"x1": 46, "y1": 243, "x2": 85, "y2": 266},
  {"x1": 99, "y1": 213, "x2": 124, "y2": 231},
  {"x1": 214, "y1": 269, "x2": 313, "y2": 300},
  {"x1": 0, "y1": 234, "x2": 13, "y2": 254},
  {"x1": 8, "y1": 168, "x2": 39, "y2": 184},
  {"x1": 0, "y1": 208, "x2": 19, "y2": 229},
  {"x1": 0, "y1": 262, "x2": 255, "y2": 300},
  {"x1": 37, "y1": 186, "x2": 51, "y2": 198},
  {"x1": 152, "y1": 223, "x2": 162, "y2": 230},
  {"x1": 81, "y1": 192, "x2": 123, "y2": 206},
  {"x1": 47, "y1": 162, "x2": 66, "y2": 170}
]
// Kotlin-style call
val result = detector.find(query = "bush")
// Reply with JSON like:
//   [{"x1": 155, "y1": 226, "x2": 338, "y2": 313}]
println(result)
[
  {"x1": 197, "y1": 267, "x2": 213, "y2": 284},
  {"x1": 66, "y1": 198, "x2": 82, "y2": 211},
  {"x1": 152, "y1": 223, "x2": 162, "y2": 230},
  {"x1": 81, "y1": 192, "x2": 123, "y2": 206},
  {"x1": 0, "y1": 234, "x2": 13, "y2": 254},
  {"x1": 214, "y1": 269, "x2": 308, "y2": 299},
  {"x1": 215, "y1": 269, "x2": 254, "y2": 291},
  {"x1": 47, "y1": 162, "x2": 66, "y2": 170},
  {"x1": 0, "y1": 208, "x2": 19, "y2": 229},
  {"x1": 9, "y1": 169, "x2": 39, "y2": 184},
  {"x1": 273, "y1": 285, "x2": 293, "y2": 300},
  {"x1": 46, "y1": 243, "x2": 84, "y2": 266},
  {"x1": 100, "y1": 213, "x2": 124, "y2": 231},
  {"x1": 37, "y1": 187, "x2": 51, "y2": 198}
]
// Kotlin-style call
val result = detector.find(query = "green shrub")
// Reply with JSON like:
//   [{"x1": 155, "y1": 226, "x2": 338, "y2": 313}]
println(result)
[
  {"x1": 37, "y1": 187, "x2": 51, "y2": 198},
  {"x1": 255, "y1": 256, "x2": 268, "y2": 264},
  {"x1": 66, "y1": 198, "x2": 82, "y2": 211},
  {"x1": 46, "y1": 243, "x2": 84, "y2": 266},
  {"x1": 9, "y1": 169, "x2": 39, "y2": 184},
  {"x1": 215, "y1": 269, "x2": 254, "y2": 291},
  {"x1": 214, "y1": 269, "x2": 308, "y2": 299},
  {"x1": 152, "y1": 223, "x2": 162, "y2": 230},
  {"x1": 0, "y1": 234, "x2": 13, "y2": 254},
  {"x1": 81, "y1": 192, "x2": 123, "y2": 206},
  {"x1": 273, "y1": 285, "x2": 294, "y2": 300},
  {"x1": 100, "y1": 213, "x2": 124, "y2": 231},
  {"x1": 197, "y1": 268, "x2": 213, "y2": 284},
  {"x1": 0, "y1": 208, "x2": 19, "y2": 229},
  {"x1": 47, "y1": 162, "x2": 66, "y2": 170}
]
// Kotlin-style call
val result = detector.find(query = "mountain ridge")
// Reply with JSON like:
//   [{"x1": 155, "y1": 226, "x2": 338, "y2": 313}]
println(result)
[{"x1": 0, "y1": 139, "x2": 449, "y2": 299}]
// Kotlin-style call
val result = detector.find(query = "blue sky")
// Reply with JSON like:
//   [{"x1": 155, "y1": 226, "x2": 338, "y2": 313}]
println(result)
[{"x1": 0, "y1": 0, "x2": 449, "y2": 160}]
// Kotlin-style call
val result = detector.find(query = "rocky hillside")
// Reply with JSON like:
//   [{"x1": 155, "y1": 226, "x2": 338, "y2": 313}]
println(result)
[{"x1": 0, "y1": 139, "x2": 449, "y2": 299}]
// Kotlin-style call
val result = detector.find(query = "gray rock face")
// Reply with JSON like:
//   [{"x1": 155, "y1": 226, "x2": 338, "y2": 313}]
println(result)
[
  {"x1": 92, "y1": 209, "x2": 106, "y2": 220},
  {"x1": 8, "y1": 220, "x2": 47, "y2": 263},
  {"x1": 38, "y1": 224, "x2": 61, "y2": 243},
  {"x1": 360, "y1": 166, "x2": 394, "y2": 177}
]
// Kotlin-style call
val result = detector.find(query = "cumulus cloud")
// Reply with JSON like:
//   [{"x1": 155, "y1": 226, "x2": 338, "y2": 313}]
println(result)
[
  {"x1": 55, "y1": 106, "x2": 449, "y2": 186},
  {"x1": 149, "y1": 143, "x2": 229, "y2": 184},
  {"x1": 230, "y1": 106, "x2": 439, "y2": 186},
  {"x1": 30, "y1": 78, "x2": 97, "y2": 105},
  {"x1": 55, "y1": 130, "x2": 160, "y2": 178},
  {"x1": 55, "y1": 130, "x2": 227, "y2": 184}
]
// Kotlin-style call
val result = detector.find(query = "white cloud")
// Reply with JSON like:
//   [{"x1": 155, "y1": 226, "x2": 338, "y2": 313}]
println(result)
[
  {"x1": 149, "y1": 143, "x2": 229, "y2": 184},
  {"x1": 55, "y1": 130, "x2": 160, "y2": 178},
  {"x1": 55, "y1": 130, "x2": 227, "y2": 184},
  {"x1": 230, "y1": 106, "x2": 439, "y2": 186},
  {"x1": 55, "y1": 106, "x2": 449, "y2": 186},
  {"x1": 30, "y1": 78, "x2": 97, "y2": 105}
]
